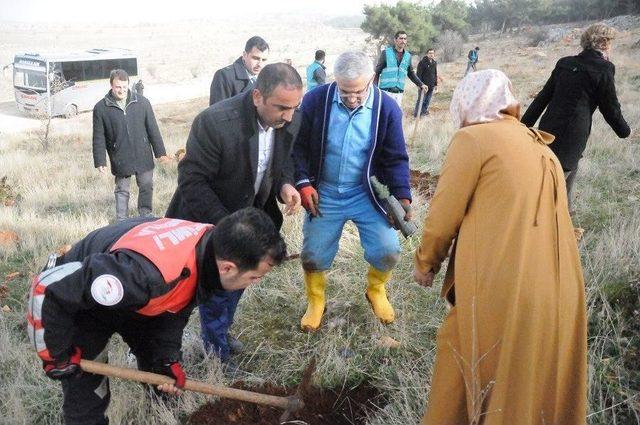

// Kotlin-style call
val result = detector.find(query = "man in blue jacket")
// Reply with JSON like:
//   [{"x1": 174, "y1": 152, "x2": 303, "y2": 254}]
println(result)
[{"x1": 293, "y1": 51, "x2": 412, "y2": 332}]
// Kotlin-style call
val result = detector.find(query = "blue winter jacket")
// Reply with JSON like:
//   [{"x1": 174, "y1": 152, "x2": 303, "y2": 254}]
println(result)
[{"x1": 293, "y1": 82, "x2": 411, "y2": 217}]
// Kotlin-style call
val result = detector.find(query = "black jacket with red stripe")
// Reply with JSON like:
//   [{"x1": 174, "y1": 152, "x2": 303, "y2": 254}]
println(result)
[{"x1": 27, "y1": 217, "x2": 223, "y2": 363}]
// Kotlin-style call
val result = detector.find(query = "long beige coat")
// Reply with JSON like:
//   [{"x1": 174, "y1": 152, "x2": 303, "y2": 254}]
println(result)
[{"x1": 415, "y1": 116, "x2": 587, "y2": 425}]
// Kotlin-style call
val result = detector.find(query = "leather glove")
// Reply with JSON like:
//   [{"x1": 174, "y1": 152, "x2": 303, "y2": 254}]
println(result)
[
  {"x1": 299, "y1": 186, "x2": 320, "y2": 217},
  {"x1": 153, "y1": 360, "x2": 186, "y2": 389},
  {"x1": 43, "y1": 346, "x2": 82, "y2": 380}
]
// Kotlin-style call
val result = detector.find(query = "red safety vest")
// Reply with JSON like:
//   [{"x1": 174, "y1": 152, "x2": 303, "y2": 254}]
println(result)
[{"x1": 110, "y1": 218, "x2": 213, "y2": 316}]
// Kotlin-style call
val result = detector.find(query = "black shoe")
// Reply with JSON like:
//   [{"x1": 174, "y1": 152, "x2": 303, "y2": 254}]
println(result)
[{"x1": 228, "y1": 335, "x2": 244, "y2": 355}]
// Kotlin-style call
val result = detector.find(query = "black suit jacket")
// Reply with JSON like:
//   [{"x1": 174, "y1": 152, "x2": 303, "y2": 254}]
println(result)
[
  {"x1": 209, "y1": 57, "x2": 255, "y2": 106},
  {"x1": 522, "y1": 49, "x2": 630, "y2": 170},
  {"x1": 166, "y1": 91, "x2": 301, "y2": 229}
]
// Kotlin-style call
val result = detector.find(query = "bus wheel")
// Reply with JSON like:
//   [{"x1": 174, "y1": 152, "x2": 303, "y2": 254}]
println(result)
[{"x1": 64, "y1": 104, "x2": 78, "y2": 119}]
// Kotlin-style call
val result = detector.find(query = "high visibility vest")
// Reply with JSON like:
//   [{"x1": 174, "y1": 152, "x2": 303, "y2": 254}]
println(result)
[
  {"x1": 110, "y1": 218, "x2": 213, "y2": 316},
  {"x1": 379, "y1": 47, "x2": 411, "y2": 92},
  {"x1": 306, "y1": 61, "x2": 323, "y2": 90}
]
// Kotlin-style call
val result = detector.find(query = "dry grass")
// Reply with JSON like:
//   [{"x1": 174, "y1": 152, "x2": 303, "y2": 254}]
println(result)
[{"x1": 1, "y1": 20, "x2": 639, "y2": 425}]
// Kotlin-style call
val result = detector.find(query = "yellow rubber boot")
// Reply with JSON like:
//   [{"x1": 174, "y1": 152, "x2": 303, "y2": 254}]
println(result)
[
  {"x1": 301, "y1": 271, "x2": 327, "y2": 332},
  {"x1": 366, "y1": 267, "x2": 395, "y2": 324}
]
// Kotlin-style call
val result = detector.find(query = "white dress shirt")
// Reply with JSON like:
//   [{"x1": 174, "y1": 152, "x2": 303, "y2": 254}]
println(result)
[{"x1": 255, "y1": 120, "x2": 275, "y2": 194}]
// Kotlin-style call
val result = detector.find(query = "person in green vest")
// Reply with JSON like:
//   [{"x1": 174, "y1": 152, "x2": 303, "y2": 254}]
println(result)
[
  {"x1": 306, "y1": 50, "x2": 326, "y2": 91},
  {"x1": 374, "y1": 30, "x2": 427, "y2": 108}
]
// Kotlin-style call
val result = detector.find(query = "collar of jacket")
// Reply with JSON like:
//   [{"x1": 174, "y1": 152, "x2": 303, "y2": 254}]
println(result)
[
  {"x1": 233, "y1": 56, "x2": 252, "y2": 81},
  {"x1": 104, "y1": 89, "x2": 138, "y2": 109},
  {"x1": 579, "y1": 48, "x2": 605, "y2": 61}
]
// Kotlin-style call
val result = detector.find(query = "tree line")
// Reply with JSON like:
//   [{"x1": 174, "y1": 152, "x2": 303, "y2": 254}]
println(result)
[{"x1": 362, "y1": 0, "x2": 639, "y2": 54}]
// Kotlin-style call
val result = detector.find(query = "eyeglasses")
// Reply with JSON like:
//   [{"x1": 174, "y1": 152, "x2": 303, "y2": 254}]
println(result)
[{"x1": 337, "y1": 78, "x2": 373, "y2": 101}]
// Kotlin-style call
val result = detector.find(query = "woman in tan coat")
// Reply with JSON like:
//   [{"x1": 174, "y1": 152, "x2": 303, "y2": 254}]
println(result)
[{"x1": 413, "y1": 69, "x2": 587, "y2": 425}]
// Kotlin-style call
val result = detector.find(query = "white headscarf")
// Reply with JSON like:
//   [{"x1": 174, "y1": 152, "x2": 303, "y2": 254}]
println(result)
[{"x1": 450, "y1": 69, "x2": 520, "y2": 129}]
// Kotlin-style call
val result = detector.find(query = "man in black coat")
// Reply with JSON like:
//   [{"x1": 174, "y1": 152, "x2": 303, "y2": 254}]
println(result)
[
  {"x1": 93, "y1": 69, "x2": 170, "y2": 221},
  {"x1": 209, "y1": 36, "x2": 269, "y2": 106},
  {"x1": 522, "y1": 24, "x2": 631, "y2": 208},
  {"x1": 166, "y1": 63, "x2": 302, "y2": 367},
  {"x1": 28, "y1": 208, "x2": 286, "y2": 424},
  {"x1": 414, "y1": 48, "x2": 441, "y2": 117}
]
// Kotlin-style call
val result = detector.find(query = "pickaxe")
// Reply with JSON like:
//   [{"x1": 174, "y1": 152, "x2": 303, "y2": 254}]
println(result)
[{"x1": 80, "y1": 359, "x2": 309, "y2": 420}]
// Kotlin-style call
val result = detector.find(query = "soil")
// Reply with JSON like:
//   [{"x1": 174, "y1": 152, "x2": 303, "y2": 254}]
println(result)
[
  {"x1": 188, "y1": 382, "x2": 385, "y2": 425},
  {"x1": 410, "y1": 169, "x2": 439, "y2": 199}
]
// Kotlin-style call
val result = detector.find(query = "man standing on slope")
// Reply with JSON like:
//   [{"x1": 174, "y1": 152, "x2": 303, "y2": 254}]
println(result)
[
  {"x1": 374, "y1": 30, "x2": 428, "y2": 108},
  {"x1": 92, "y1": 69, "x2": 170, "y2": 221},
  {"x1": 294, "y1": 51, "x2": 412, "y2": 332},
  {"x1": 167, "y1": 63, "x2": 303, "y2": 369},
  {"x1": 209, "y1": 36, "x2": 269, "y2": 105},
  {"x1": 306, "y1": 49, "x2": 327, "y2": 91}
]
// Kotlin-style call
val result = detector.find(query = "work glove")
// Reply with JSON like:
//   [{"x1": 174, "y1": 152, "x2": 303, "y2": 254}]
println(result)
[
  {"x1": 153, "y1": 360, "x2": 186, "y2": 389},
  {"x1": 299, "y1": 186, "x2": 321, "y2": 217},
  {"x1": 43, "y1": 346, "x2": 82, "y2": 380}
]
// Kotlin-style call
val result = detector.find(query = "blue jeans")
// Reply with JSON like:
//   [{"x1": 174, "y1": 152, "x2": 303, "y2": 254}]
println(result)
[
  {"x1": 413, "y1": 86, "x2": 434, "y2": 117},
  {"x1": 301, "y1": 184, "x2": 400, "y2": 272},
  {"x1": 199, "y1": 289, "x2": 244, "y2": 361},
  {"x1": 465, "y1": 61, "x2": 476, "y2": 76}
]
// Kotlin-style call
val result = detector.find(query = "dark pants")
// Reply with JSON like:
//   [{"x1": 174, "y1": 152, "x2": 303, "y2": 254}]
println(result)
[
  {"x1": 564, "y1": 165, "x2": 578, "y2": 213},
  {"x1": 199, "y1": 289, "x2": 244, "y2": 361},
  {"x1": 114, "y1": 169, "x2": 154, "y2": 221},
  {"x1": 413, "y1": 86, "x2": 435, "y2": 117},
  {"x1": 60, "y1": 312, "x2": 163, "y2": 425}
]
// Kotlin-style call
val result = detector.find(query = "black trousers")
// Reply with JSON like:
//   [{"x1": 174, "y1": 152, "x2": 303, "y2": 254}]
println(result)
[
  {"x1": 564, "y1": 165, "x2": 578, "y2": 213},
  {"x1": 60, "y1": 312, "x2": 163, "y2": 425}
]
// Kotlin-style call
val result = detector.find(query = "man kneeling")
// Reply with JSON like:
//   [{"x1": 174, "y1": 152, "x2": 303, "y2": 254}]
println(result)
[{"x1": 27, "y1": 207, "x2": 285, "y2": 425}]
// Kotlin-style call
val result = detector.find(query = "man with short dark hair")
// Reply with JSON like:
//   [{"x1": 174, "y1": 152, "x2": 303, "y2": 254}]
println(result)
[
  {"x1": 167, "y1": 63, "x2": 303, "y2": 366},
  {"x1": 93, "y1": 69, "x2": 170, "y2": 221},
  {"x1": 27, "y1": 207, "x2": 286, "y2": 425},
  {"x1": 209, "y1": 36, "x2": 269, "y2": 105},
  {"x1": 414, "y1": 48, "x2": 441, "y2": 117},
  {"x1": 374, "y1": 30, "x2": 427, "y2": 108},
  {"x1": 465, "y1": 46, "x2": 480, "y2": 76},
  {"x1": 306, "y1": 49, "x2": 326, "y2": 91}
]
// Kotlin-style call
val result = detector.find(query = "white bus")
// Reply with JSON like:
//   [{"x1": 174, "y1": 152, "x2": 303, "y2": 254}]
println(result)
[{"x1": 13, "y1": 48, "x2": 138, "y2": 118}]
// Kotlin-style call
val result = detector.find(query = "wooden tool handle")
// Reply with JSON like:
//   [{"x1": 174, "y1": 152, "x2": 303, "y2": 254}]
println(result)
[
  {"x1": 80, "y1": 359, "x2": 302, "y2": 411},
  {"x1": 410, "y1": 89, "x2": 425, "y2": 147}
]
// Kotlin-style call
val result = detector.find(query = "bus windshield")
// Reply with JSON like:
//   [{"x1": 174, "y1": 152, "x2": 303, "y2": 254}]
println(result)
[{"x1": 14, "y1": 68, "x2": 48, "y2": 91}]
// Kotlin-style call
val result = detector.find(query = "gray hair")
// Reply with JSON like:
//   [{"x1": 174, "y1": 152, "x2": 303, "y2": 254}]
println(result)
[{"x1": 333, "y1": 51, "x2": 374, "y2": 81}]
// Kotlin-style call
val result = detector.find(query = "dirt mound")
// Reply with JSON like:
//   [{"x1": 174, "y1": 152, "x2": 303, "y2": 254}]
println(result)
[
  {"x1": 410, "y1": 169, "x2": 439, "y2": 198},
  {"x1": 188, "y1": 382, "x2": 384, "y2": 425}
]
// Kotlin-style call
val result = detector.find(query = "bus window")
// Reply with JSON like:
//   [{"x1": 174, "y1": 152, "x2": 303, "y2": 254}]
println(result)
[
  {"x1": 14, "y1": 69, "x2": 47, "y2": 90},
  {"x1": 84, "y1": 60, "x2": 104, "y2": 81},
  {"x1": 121, "y1": 58, "x2": 138, "y2": 76},
  {"x1": 101, "y1": 58, "x2": 137, "y2": 78},
  {"x1": 62, "y1": 61, "x2": 84, "y2": 82}
]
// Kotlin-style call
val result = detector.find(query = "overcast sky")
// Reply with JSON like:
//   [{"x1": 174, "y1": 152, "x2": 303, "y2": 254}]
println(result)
[{"x1": 0, "y1": 0, "x2": 401, "y2": 23}]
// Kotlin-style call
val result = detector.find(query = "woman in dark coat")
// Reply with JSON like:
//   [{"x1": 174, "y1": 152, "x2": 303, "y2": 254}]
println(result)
[{"x1": 521, "y1": 23, "x2": 631, "y2": 209}]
